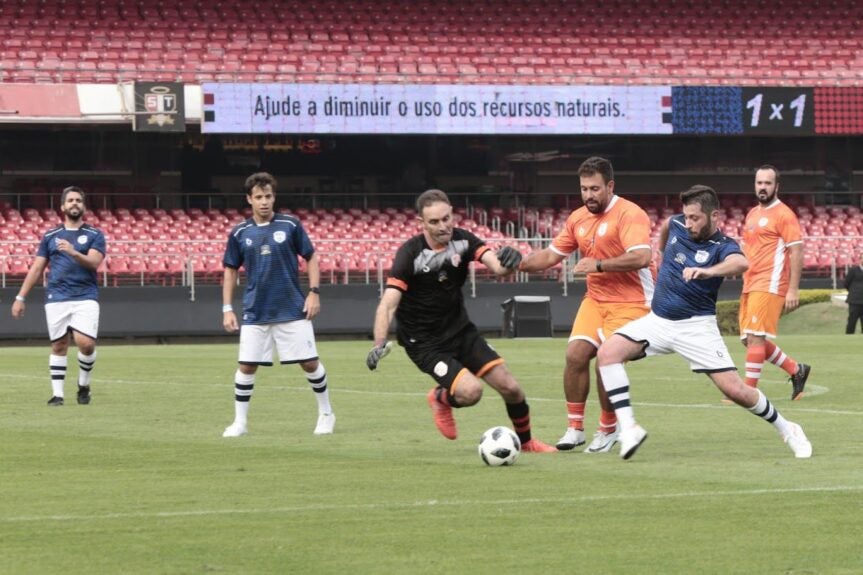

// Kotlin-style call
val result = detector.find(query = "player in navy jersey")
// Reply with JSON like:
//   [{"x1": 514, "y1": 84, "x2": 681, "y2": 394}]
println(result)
[
  {"x1": 366, "y1": 189, "x2": 556, "y2": 453},
  {"x1": 11, "y1": 186, "x2": 105, "y2": 406},
  {"x1": 221, "y1": 172, "x2": 334, "y2": 438},
  {"x1": 595, "y1": 185, "x2": 812, "y2": 459}
]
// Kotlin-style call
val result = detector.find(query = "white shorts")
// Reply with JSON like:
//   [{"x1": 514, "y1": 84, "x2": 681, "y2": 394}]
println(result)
[
  {"x1": 45, "y1": 300, "x2": 100, "y2": 342},
  {"x1": 238, "y1": 320, "x2": 319, "y2": 366},
  {"x1": 615, "y1": 312, "x2": 736, "y2": 373}
]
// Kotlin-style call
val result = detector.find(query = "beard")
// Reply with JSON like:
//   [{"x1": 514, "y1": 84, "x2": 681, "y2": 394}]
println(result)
[
  {"x1": 756, "y1": 189, "x2": 776, "y2": 206},
  {"x1": 64, "y1": 208, "x2": 83, "y2": 221}
]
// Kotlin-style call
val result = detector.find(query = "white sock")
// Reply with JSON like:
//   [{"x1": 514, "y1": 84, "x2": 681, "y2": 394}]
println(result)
[
  {"x1": 78, "y1": 351, "x2": 96, "y2": 387},
  {"x1": 748, "y1": 388, "x2": 791, "y2": 436},
  {"x1": 50, "y1": 354, "x2": 67, "y2": 397},
  {"x1": 306, "y1": 363, "x2": 332, "y2": 415},
  {"x1": 233, "y1": 370, "x2": 255, "y2": 426},
  {"x1": 598, "y1": 363, "x2": 637, "y2": 429}
]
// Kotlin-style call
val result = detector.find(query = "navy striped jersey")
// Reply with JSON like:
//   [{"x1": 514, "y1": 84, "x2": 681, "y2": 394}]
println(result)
[
  {"x1": 223, "y1": 215, "x2": 315, "y2": 324},
  {"x1": 652, "y1": 214, "x2": 743, "y2": 320},
  {"x1": 386, "y1": 228, "x2": 490, "y2": 344},
  {"x1": 37, "y1": 224, "x2": 106, "y2": 303}
]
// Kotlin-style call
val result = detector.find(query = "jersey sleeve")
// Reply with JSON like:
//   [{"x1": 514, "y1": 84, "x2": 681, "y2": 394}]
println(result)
[
  {"x1": 550, "y1": 213, "x2": 580, "y2": 255},
  {"x1": 294, "y1": 220, "x2": 315, "y2": 260},
  {"x1": 386, "y1": 242, "x2": 414, "y2": 292},
  {"x1": 618, "y1": 204, "x2": 652, "y2": 251},
  {"x1": 91, "y1": 230, "x2": 107, "y2": 255},
  {"x1": 779, "y1": 209, "x2": 803, "y2": 246},
  {"x1": 36, "y1": 233, "x2": 52, "y2": 258},
  {"x1": 719, "y1": 236, "x2": 744, "y2": 260},
  {"x1": 223, "y1": 229, "x2": 243, "y2": 269},
  {"x1": 463, "y1": 229, "x2": 489, "y2": 262}
]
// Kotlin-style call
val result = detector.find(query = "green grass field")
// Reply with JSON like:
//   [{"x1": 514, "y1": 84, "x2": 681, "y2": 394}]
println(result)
[{"x1": 1, "y1": 307, "x2": 861, "y2": 574}]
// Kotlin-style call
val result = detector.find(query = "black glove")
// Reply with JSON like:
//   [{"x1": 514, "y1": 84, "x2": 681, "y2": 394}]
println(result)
[
  {"x1": 496, "y1": 246, "x2": 522, "y2": 269},
  {"x1": 366, "y1": 341, "x2": 392, "y2": 370}
]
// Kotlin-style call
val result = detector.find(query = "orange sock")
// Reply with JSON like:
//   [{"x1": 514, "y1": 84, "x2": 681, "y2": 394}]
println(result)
[
  {"x1": 598, "y1": 409, "x2": 617, "y2": 434},
  {"x1": 764, "y1": 341, "x2": 798, "y2": 376},
  {"x1": 744, "y1": 344, "x2": 765, "y2": 388},
  {"x1": 566, "y1": 401, "x2": 585, "y2": 430}
]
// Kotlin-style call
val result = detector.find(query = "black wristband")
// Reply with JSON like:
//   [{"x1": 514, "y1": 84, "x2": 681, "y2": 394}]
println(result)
[
  {"x1": 309, "y1": 286, "x2": 320, "y2": 294},
  {"x1": 595, "y1": 260, "x2": 603, "y2": 272}
]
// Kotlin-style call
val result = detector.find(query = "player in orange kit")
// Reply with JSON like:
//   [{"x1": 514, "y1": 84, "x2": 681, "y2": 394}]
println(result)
[
  {"x1": 739, "y1": 165, "x2": 810, "y2": 400},
  {"x1": 519, "y1": 156, "x2": 656, "y2": 452}
]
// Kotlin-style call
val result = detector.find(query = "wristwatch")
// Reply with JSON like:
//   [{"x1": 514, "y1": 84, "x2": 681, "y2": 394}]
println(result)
[{"x1": 309, "y1": 286, "x2": 320, "y2": 294}]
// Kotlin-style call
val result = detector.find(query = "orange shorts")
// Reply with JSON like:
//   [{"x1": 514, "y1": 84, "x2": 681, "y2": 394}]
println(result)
[
  {"x1": 739, "y1": 291, "x2": 784, "y2": 339},
  {"x1": 570, "y1": 297, "x2": 651, "y2": 348}
]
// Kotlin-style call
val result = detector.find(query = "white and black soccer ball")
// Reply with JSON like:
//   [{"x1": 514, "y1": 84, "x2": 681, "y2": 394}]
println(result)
[{"x1": 478, "y1": 426, "x2": 521, "y2": 466}]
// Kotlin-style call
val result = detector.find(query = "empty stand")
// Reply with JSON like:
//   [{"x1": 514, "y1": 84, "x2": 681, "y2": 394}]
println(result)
[
  {"x1": 0, "y1": 0, "x2": 860, "y2": 85},
  {"x1": 2, "y1": 203, "x2": 861, "y2": 287}
]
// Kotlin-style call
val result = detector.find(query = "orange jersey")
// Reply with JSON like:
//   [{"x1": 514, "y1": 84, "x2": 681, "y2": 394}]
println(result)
[
  {"x1": 551, "y1": 195, "x2": 656, "y2": 304},
  {"x1": 741, "y1": 199, "x2": 802, "y2": 296}
]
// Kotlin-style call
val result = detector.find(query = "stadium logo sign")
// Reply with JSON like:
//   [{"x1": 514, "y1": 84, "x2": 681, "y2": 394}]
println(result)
[{"x1": 134, "y1": 82, "x2": 186, "y2": 133}]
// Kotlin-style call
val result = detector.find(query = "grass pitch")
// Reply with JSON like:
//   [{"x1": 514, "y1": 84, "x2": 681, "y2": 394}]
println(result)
[{"x1": 1, "y1": 330, "x2": 861, "y2": 574}]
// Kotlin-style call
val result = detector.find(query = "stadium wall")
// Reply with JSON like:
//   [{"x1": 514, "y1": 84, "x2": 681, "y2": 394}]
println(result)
[{"x1": 0, "y1": 278, "x2": 833, "y2": 341}]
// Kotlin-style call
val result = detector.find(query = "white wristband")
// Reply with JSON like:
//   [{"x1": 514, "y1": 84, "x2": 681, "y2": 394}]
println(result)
[
  {"x1": 15, "y1": 295, "x2": 26, "y2": 302},
  {"x1": 222, "y1": 304, "x2": 233, "y2": 313}
]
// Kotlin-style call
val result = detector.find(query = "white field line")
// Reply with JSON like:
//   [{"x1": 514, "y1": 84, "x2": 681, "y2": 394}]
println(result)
[
  {"x1": 0, "y1": 373, "x2": 856, "y2": 415},
  {"x1": 3, "y1": 484, "x2": 862, "y2": 524}
]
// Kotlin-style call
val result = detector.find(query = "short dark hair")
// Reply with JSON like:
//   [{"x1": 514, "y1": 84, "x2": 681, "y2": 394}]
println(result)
[
  {"x1": 416, "y1": 189, "x2": 450, "y2": 215},
  {"x1": 756, "y1": 164, "x2": 780, "y2": 183},
  {"x1": 680, "y1": 185, "x2": 719, "y2": 214},
  {"x1": 577, "y1": 156, "x2": 614, "y2": 184},
  {"x1": 61, "y1": 186, "x2": 85, "y2": 204},
  {"x1": 244, "y1": 172, "x2": 277, "y2": 195}
]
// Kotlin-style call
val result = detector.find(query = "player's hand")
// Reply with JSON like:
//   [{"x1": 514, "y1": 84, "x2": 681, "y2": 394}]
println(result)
[
  {"x1": 496, "y1": 246, "x2": 522, "y2": 269},
  {"x1": 682, "y1": 267, "x2": 712, "y2": 282},
  {"x1": 11, "y1": 300, "x2": 25, "y2": 319},
  {"x1": 784, "y1": 289, "x2": 800, "y2": 313},
  {"x1": 55, "y1": 239, "x2": 74, "y2": 254},
  {"x1": 366, "y1": 341, "x2": 392, "y2": 370},
  {"x1": 223, "y1": 310, "x2": 239, "y2": 333}
]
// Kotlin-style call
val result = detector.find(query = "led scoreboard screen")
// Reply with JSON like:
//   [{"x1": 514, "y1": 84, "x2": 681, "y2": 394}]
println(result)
[{"x1": 201, "y1": 84, "x2": 863, "y2": 136}]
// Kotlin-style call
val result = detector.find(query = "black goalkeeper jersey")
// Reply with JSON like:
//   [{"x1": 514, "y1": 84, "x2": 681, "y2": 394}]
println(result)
[{"x1": 386, "y1": 228, "x2": 490, "y2": 346}]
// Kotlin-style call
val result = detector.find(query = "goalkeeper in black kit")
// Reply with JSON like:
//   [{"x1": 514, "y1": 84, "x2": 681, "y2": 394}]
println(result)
[{"x1": 366, "y1": 189, "x2": 557, "y2": 453}]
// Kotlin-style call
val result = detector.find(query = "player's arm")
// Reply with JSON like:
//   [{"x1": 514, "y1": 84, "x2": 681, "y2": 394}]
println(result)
[
  {"x1": 658, "y1": 217, "x2": 671, "y2": 251},
  {"x1": 479, "y1": 246, "x2": 521, "y2": 276},
  {"x1": 367, "y1": 287, "x2": 401, "y2": 370},
  {"x1": 11, "y1": 255, "x2": 48, "y2": 319},
  {"x1": 572, "y1": 246, "x2": 652, "y2": 275},
  {"x1": 785, "y1": 242, "x2": 803, "y2": 312},
  {"x1": 222, "y1": 266, "x2": 239, "y2": 333},
  {"x1": 518, "y1": 246, "x2": 566, "y2": 272},
  {"x1": 55, "y1": 240, "x2": 103, "y2": 272},
  {"x1": 683, "y1": 253, "x2": 749, "y2": 282},
  {"x1": 304, "y1": 251, "x2": 321, "y2": 320}
]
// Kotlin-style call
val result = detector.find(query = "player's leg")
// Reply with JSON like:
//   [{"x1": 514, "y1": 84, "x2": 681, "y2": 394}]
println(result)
[
  {"x1": 742, "y1": 292, "x2": 808, "y2": 399},
  {"x1": 597, "y1": 313, "x2": 667, "y2": 460},
  {"x1": 275, "y1": 320, "x2": 335, "y2": 435},
  {"x1": 558, "y1": 298, "x2": 602, "y2": 449},
  {"x1": 709, "y1": 370, "x2": 811, "y2": 458},
  {"x1": 69, "y1": 300, "x2": 100, "y2": 405},
  {"x1": 45, "y1": 302, "x2": 73, "y2": 405},
  {"x1": 462, "y1": 330, "x2": 555, "y2": 452},
  {"x1": 403, "y1": 341, "x2": 469, "y2": 440},
  {"x1": 224, "y1": 325, "x2": 271, "y2": 437},
  {"x1": 585, "y1": 303, "x2": 651, "y2": 453}
]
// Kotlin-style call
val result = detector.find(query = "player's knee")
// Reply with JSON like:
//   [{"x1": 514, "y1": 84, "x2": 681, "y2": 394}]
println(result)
[{"x1": 455, "y1": 381, "x2": 483, "y2": 406}]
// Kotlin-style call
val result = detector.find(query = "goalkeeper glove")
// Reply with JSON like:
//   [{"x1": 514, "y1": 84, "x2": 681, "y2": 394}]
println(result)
[
  {"x1": 366, "y1": 341, "x2": 393, "y2": 370},
  {"x1": 496, "y1": 246, "x2": 522, "y2": 269}
]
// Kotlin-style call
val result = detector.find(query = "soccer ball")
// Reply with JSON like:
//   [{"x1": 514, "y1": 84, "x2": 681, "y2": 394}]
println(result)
[{"x1": 478, "y1": 426, "x2": 521, "y2": 466}]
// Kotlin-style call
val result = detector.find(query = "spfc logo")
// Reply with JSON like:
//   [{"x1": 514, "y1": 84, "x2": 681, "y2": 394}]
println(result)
[
  {"x1": 145, "y1": 86, "x2": 178, "y2": 127},
  {"x1": 758, "y1": 217, "x2": 769, "y2": 227},
  {"x1": 694, "y1": 250, "x2": 710, "y2": 264},
  {"x1": 597, "y1": 222, "x2": 608, "y2": 237},
  {"x1": 77, "y1": 235, "x2": 88, "y2": 245},
  {"x1": 273, "y1": 231, "x2": 286, "y2": 243}
]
